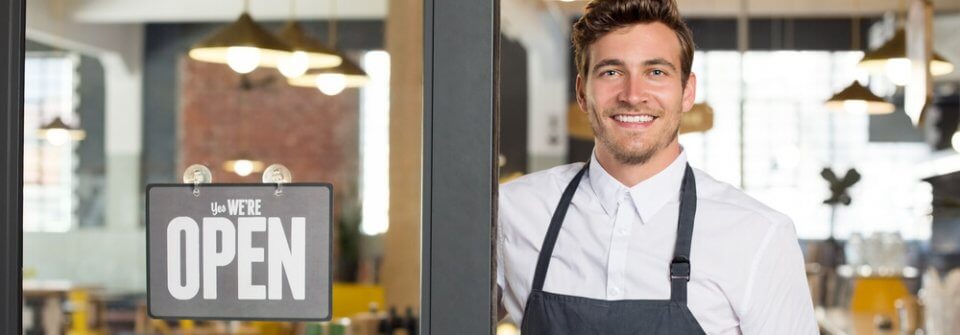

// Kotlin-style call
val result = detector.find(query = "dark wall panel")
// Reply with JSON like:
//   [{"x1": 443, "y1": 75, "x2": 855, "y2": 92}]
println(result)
[
  {"x1": 500, "y1": 35, "x2": 528, "y2": 176},
  {"x1": 1, "y1": 0, "x2": 24, "y2": 333}
]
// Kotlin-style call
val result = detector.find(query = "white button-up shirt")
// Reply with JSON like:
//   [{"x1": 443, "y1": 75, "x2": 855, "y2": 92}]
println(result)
[{"x1": 497, "y1": 150, "x2": 818, "y2": 334}]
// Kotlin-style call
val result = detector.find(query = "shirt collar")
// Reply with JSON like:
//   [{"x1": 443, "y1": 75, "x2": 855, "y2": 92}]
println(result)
[{"x1": 588, "y1": 148, "x2": 688, "y2": 224}]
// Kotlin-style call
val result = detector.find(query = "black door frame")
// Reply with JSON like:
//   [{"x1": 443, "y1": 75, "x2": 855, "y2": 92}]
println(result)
[
  {"x1": 1, "y1": 0, "x2": 25, "y2": 333},
  {"x1": 422, "y1": 0, "x2": 499, "y2": 333},
  {"x1": 0, "y1": 0, "x2": 499, "y2": 333}
]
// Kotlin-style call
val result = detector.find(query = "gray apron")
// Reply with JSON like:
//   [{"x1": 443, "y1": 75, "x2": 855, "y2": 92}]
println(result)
[{"x1": 520, "y1": 163, "x2": 706, "y2": 334}]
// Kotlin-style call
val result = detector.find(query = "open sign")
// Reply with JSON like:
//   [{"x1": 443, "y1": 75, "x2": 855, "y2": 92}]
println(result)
[{"x1": 147, "y1": 184, "x2": 332, "y2": 321}]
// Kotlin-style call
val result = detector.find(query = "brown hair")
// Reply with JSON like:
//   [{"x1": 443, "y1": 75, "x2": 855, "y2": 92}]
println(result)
[{"x1": 572, "y1": 0, "x2": 695, "y2": 87}]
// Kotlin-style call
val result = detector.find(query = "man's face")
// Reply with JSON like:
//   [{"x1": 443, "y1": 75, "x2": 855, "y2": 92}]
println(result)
[{"x1": 576, "y1": 22, "x2": 696, "y2": 165}]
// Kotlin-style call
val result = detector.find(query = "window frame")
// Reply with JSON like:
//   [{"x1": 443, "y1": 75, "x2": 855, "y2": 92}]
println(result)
[{"x1": 1, "y1": 0, "x2": 26, "y2": 332}]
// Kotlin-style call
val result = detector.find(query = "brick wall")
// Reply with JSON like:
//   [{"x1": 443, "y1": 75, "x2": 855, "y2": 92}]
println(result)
[
  {"x1": 178, "y1": 58, "x2": 361, "y2": 278},
  {"x1": 179, "y1": 57, "x2": 359, "y2": 190}
]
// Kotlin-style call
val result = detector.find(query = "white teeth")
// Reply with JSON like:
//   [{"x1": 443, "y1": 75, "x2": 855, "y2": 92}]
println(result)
[{"x1": 614, "y1": 115, "x2": 655, "y2": 123}]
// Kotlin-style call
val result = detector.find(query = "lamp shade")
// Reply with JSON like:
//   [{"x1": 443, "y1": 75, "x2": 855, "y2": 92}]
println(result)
[
  {"x1": 37, "y1": 116, "x2": 85, "y2": 145},
  {"x1": 287, "y1": 55, "x2": 369, "y2": 90},
  {"x1": 188, "y1": 13, "x2": 294, "y2": 71},
  {"x1": 276, "y1": 21, "x2": 342, "y2": 75},
  {"x1": 824, "y1": 81, "x2": 895, "y2": 114},
  {"x1": 857, "y1": 28, "x2": 955, "y2": 77}
]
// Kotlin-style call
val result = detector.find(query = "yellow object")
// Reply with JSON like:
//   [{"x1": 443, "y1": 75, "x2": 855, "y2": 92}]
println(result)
[
  {"x1": 179, "y1": 320, "x2": 195, "y2": 335},
  {"x1": 67, "y1": 289, "x2": 92, "y2": 335},
  {"x1": 251, "y1": 321, "x2": 291, "y2": 335},
  {"x1": 332, "y1": 283, "x2": 386, "y2": 319},
  {"x1": 680, "y1": 103, "x2": 714, "y2": 134},
  {"x1": 849, "y1": 277, "x2": 911, "y2": 333},
  {"x1": 496, "y1": 321, "x2": 520, "y2": 335},
  {"x1": 567, "y1": 103, "x2": 594, "y2": 141}
]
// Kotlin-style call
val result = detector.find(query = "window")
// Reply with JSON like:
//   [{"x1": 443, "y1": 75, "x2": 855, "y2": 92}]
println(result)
[
  {"x1": 359, "y1": 50, "x2": 391, "y2": 235},
  {"x1": 22, "y1": 53, "x2": 80, "y2": 232},
  {"x1": 681, "y1": 51, "x2": 931, "y2": 240}
]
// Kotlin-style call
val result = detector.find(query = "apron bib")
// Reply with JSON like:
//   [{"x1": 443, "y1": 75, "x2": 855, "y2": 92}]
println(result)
[{"x1": 520, "y1": 162, "x2": 706, "y2": 335}]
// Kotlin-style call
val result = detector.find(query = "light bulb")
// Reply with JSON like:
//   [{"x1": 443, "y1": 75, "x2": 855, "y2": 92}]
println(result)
[
  {"x1": 278, "y1": 51, "x2": 310, "y2": 78},
  {"x1": 884, "y1": 58, "x2": 911, "y2": 86},
  {"x1": 44, "y1": 128, "x2": 71, "y2": 146},
  {"x1": 315, "y1": 73, "x2": 347, "y2": 96},
  {"x1": 952, "y1": 132, "x2": 960, "y2": 152},
  {"x1": 842, "y1": 100, "x2": 868, "y2": 114},
  {"x1": 233, "y1": 159, "x2": 254, "y2": 177},
  {"x1": 226, "y1": 47, "x2": 261, "y2": 74}
]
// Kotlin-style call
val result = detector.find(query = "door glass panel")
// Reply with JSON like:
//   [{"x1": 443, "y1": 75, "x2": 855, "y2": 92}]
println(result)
[{"x1": 23, "y1": 0, "x2": 422, "y2": 333}]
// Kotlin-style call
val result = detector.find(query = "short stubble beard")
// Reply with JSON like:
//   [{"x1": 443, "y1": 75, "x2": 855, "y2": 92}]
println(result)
[{"x1": 587, "y1": 101, "x2": 680, "y2": 166}]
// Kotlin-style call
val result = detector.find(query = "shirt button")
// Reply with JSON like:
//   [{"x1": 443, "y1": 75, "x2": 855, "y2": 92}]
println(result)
[
  {"x1": 608, "y1": 286, "x2": 621, "y2": 297},
  {"x1": 617, "y1": 227, "x2": 629, "y2": 236}
]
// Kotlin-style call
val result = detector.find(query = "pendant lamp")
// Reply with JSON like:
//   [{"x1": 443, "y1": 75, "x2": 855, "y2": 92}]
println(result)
[
  {"x1": 285, "y1": 0, "x2": 369, "y2": 95},
  {"x1": 825, "y1": 0, "x2": 895, "y2": 114},
  {"x1": 188, "y1": 1, "x2": 294, "y2": 74},
  {"x1": 38, "y1": 117, "x2": 86, "y2": 146},
  {"x1": 824, "y1": 81, "x2": 896, "y2": 114},
  {"x1": 288, "y1": 58, "x2": 369, "y2": 95},
  {"x1": 275, "y1": 0, "x2": 343, "y2": 79},
  {"x1": 857, "y1": 28, "x2": 955, "y2": 86},
  {"x1": 223, "y1": 155, "x2": 266, "y2": 177}
]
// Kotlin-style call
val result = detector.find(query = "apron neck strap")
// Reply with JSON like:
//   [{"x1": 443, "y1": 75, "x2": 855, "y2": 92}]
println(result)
[
  {"x1": 531, "y1": 162, "x2": 589, "y2": 292},
  {"x1": 670, "y1": 164, "x2": 697, "y2": 304}
]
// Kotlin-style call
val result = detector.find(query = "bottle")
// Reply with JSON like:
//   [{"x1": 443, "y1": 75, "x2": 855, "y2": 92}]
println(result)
[
  {"x1": 389, "y1": 306, "x2": 402, "y2": 330},
  {"x1": 377, "y1": 316, "x2": 391, "y2": 335},
  {"x1": 403, "y1": 306, "x2": 418, "y2": 335}
]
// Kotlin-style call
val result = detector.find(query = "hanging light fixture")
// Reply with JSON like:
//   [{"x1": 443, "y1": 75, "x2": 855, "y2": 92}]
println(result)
[
  {"x1": 38, "y1": 116, "x2": 86, "y2": 146},
  {"x1": 857, "y1": 28, "x2": 955, "y2": 86},
  {"x1": 276, "y1": 21, "x2": 342, "y2": 78},
  {"x1": 825, "y1": 0, "x2": 895, "y2": 114},
  {"x1": 223, "y1": 155, "x2": 266, "y2": 177},
  {"x1": 275, "y1": 0, "x2": 342, "y2": 78},
  {"x1": 288, "y1": 58, "x2": 368, "y2": 95},
  {"x1": 285, "y1": 0, "x2": 369, "y2": 95},
  {"x1": 188, "y1": 0, "x2": 295, "y2": 74},
  {"x1": 824, "y1": 81, "x2": 896, "y2": 114}
]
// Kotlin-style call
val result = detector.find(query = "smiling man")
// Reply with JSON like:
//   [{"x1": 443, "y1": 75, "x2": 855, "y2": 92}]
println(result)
[{"x1": 496, "y1": 0, "x2": 818, "y2": 334}]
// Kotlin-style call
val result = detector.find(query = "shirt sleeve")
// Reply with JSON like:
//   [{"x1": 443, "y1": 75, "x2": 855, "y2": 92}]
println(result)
[
  {"x1": 496, "y1": 190, "x2": 508, "y2": 321},
  {"x1": 738, "y1": 218, "x2": 819, "y2": 334},
  {"x1": 496, "y1": 192, "x2": 506, "y2": 290}
]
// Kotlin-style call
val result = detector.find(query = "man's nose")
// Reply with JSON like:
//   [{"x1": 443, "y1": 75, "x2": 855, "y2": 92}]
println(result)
[{"x1": 619, "y1": 74, "x2": 649, "y2": 106}]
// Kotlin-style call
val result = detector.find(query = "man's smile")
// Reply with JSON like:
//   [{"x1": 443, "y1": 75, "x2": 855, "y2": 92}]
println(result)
[{"x1": 610, "y1": 113, "x2": 658, "y2": 129}]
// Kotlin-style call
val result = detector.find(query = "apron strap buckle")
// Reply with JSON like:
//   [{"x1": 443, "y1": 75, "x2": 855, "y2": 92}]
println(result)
[{"x1": 670, "y1": 256, "x2": 691, "y2": 282}]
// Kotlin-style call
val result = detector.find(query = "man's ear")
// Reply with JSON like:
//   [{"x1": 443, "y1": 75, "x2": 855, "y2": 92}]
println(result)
[
  {"x1": 576, "y1": 74, "x2": 587, "y2": 114},
  {"x1": 681, "y1": 72, "x2": 697, "y2": 113}
]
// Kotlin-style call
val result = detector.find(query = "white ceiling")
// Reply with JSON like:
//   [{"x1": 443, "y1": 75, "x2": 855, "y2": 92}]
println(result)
[
  {"x1": 64, "y1": 0, "x2": 387, "y2": 23},
  {"x1": 550, "y1": 0, "x2": 960, "y2": 18},
  {"x1": 57, "y1": 0, "x2": 960, "y2": 24}
]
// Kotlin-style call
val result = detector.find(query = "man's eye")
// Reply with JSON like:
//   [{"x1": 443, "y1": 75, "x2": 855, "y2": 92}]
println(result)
[
  {"x1": 600, "y1": 70, "x2": 618, "y2": 77},
  {"x1": 651, "y1": 69, "x2": 665, "y2": 76}
]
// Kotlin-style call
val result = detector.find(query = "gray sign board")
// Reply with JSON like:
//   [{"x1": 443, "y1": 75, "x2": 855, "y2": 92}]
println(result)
[{"x1": 147, "y1": 183, "x2": 332, "y2": 321}]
